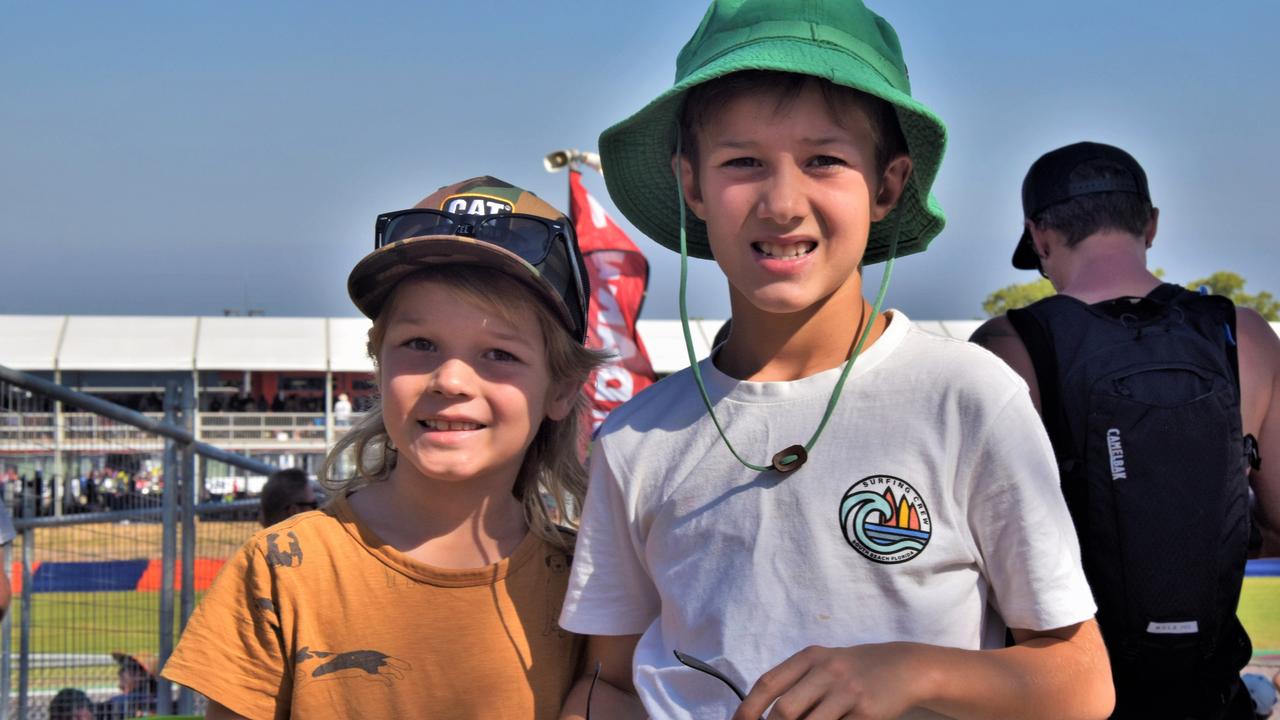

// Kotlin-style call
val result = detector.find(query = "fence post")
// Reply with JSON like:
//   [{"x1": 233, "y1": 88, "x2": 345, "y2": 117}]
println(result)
[
  {"x1": 53, "y1": 368, "x2": 63, "y2": 518},
  {"x1": 177, "y1": 376, "x2": 197, "y2": 714},
  {"x1": 157, "y1": 382, "x2": 179, "y2": 715},
  {"x1": 16, "y1": 519, "x2": 32, "y2": 719},
  {"x1": 1, "y1": 541, "x2": 11, "y2": 720}
]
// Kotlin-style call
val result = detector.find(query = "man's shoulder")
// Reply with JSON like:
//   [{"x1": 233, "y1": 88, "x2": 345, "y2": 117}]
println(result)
[
  {"x1": 1235, "y1": 306, "x2": 1280, "y2": 403},
  {"x1": 1237, "y1": 306, "x2": 1280, "y2": 354},
  {"x1": 969, "y1": 314, "x2": 1018, "y2": 348},
  {"x1": 962, "y1": 315, "x2": 1039, "y2": 397}
]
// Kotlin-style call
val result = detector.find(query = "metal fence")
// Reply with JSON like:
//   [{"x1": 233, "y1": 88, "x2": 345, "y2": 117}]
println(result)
[{"x1": 0, "y1": 367, "x2": 278, "y2": 719}]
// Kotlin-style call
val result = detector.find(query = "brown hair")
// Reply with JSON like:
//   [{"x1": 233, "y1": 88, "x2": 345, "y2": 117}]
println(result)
[
  {"x1": 320, "y1": 265, "x2": 606, "y2": 549},
  {"x1": 678, "y1": 70, "x2": 908, "y2": 178}
]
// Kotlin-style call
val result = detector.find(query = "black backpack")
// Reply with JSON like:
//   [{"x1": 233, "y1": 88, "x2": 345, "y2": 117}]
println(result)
[{"x1": 1009, "y1": 284, "x2": 1254, "y2": 719}]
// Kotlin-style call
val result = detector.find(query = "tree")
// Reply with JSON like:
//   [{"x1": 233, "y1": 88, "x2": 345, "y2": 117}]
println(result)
[
  {"x1": 981, "y1": 278, "x2": 1054, "y2": 317},
  {"x1": 1187, "y1": 271, "x2": 1279, "y2": 321}
]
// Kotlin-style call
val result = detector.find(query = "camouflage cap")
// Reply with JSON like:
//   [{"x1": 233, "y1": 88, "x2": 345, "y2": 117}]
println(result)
[{"x1": 347, "y1": 176, "x2": 588, "y2": 341}]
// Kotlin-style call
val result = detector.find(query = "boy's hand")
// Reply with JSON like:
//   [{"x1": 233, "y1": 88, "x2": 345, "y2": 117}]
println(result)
[{"x1": 732, "y1": 643, "x2": 929, "y2": 720}]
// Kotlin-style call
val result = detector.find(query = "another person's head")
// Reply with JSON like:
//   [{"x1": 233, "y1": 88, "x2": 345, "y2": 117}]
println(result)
[
  {"x1": 49, "y1": 688, "x2": 94, "y2": 720},
  {"x1": 1011, "y1": 141, "x2": 1158, "y2": 289},
  {"x1": 259, "y1": 468, "x2": 316, "y2": 527},
  {"x1": 111, "y1": 652, "x2": 156, "y2": 695},
  {"x1": 327, "y1": 177, "x2": 604, "y2": 547}
]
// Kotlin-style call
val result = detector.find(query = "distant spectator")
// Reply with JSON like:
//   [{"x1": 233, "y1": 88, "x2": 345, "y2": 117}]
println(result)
[
  {"x1": 208, "y1": 396, "x2": 223, "y2": 413},
  {"x1": 99, "y1": 653, "x2": 157, "y2": 719},
  {"x1": 84, "y1": 471, "x2": 101, "y2": 511},
  {"x1": 48, "y1": 688, "x2": 94, "y2": 720},
  {"x1": 333, "y1": 393, "x2": 352, "y2": 427},
  {"x1": 0, "y1": 502, "x2": 14, "y2": 619},
  {"x1": 259, "y1": 468, "x2": 318, "y2": 527},
  {"x1": 256, "y1": 395, "x2": 269, "y2": 412},
  {"x1": 271, "y1": 392, "x2": 286, "y2": 412}
]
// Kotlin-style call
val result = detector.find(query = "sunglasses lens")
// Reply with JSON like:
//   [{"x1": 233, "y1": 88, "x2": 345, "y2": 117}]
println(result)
[
  {"x1": 476, "y1": 216, "x2": 553, "y2": 264},
  {"x1": 382, "y1": 212, "x2": 456, "y2": 246}
]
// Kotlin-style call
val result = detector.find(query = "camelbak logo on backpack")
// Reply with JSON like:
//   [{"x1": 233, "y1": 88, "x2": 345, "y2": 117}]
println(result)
[{"x1": 1106, "y1": 428, "x2": 1127, "y2": 480}]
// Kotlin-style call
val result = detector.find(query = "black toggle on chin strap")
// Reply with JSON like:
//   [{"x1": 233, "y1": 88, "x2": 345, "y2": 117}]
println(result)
[{"x1": 771, "y1": 444, "x2": 808, "y2": 473}]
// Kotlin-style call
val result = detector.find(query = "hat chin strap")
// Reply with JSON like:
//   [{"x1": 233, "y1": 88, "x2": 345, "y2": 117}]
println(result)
[{"x1": 674, "y1": 133, "x2": 900, "y2": 474}]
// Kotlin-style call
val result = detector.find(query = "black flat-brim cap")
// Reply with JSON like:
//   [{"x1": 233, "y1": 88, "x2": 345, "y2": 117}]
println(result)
[{"x1": 1012, "y1": 141, "x2": 1151, "y2": 269}]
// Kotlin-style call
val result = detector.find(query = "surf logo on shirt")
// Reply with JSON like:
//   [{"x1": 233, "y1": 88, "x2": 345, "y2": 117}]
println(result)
[{"x1": 839, "y1": 475, "x2": 932, "y2": 564}]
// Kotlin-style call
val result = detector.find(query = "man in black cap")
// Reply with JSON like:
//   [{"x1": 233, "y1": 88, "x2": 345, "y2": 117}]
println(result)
[{"x1": 972, "y1": 141, "x2": 1280, "y2": 719}]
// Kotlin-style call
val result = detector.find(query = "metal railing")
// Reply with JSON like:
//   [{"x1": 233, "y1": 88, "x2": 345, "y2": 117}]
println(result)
[
  {"x1": 2, "y1": 411, "x2": 361, "y2": 445},
  {"x1": 0, "y1": 364, "x2": 277, "y2": 718}
]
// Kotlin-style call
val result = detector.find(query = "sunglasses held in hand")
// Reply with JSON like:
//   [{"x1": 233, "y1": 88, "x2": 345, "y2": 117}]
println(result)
[{"x1": 584, "y1": 651, "x2": 763, "y2": 720}]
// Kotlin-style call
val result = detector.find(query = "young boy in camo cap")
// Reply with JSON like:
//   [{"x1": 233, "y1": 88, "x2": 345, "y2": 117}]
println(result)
[{"x1": 558, "y1": 1, "x2": 1114, "y2": 718}]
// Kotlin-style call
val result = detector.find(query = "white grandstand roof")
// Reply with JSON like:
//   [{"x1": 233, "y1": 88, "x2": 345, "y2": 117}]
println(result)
[
  {"x1": 0, "y1": 315, "x2": 65, "y2": 370},
  {"x1": 2, "y1": 315, "x2": 1276, "y2": 375},
  {"x1": 197, "y1": 317, "x2": 328, "y2": 371},
  {"x1": 327, "y1": 317, "x2": 376, "y2": 373},
  {"x1": 59, "y1": 316, "x2": 197, "y2": 371}
]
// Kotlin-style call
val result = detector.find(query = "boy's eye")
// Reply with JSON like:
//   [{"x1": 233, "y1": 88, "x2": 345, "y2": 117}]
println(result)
[
  {"x1": 484, "y1": 348, "x2": 521, "y2": 363},
  {"x1": 404, "y1": 337, "x2": 436, "y2": 352},
  {"x1": 809, "y1": 155, "x2": 847, "y2": 168},
  {"x1": 721, "y1": 156, "x2": 761, "y2": 169}
]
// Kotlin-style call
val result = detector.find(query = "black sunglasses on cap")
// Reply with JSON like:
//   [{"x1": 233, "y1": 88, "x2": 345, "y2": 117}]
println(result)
[{"x1": 373, "y1": 208, "x2": 590, "y2": 343}]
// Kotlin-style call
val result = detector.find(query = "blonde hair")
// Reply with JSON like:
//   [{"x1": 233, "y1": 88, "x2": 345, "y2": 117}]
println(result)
[{"x1": 320, "y1": 265, "x2": 606, "y2": 549}]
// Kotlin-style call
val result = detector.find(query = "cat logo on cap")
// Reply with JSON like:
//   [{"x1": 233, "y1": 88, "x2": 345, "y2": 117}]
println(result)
[{"x1": 442, "y1": 193, "x2": 513, "y2": 216}]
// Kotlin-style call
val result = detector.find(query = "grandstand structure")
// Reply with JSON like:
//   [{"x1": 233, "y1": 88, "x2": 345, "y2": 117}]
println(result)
[{"x1": 0, "y1": 312, "x2": 1062, "y2": 502}]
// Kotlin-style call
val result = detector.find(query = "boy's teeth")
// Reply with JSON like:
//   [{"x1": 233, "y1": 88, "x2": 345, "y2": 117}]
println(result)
[
  {"x1": 756, "y1": 241, "x2": 816, "y2": 258},
  {"x1": 421, "y1": 419, "x2": 482, "y2": 431}
]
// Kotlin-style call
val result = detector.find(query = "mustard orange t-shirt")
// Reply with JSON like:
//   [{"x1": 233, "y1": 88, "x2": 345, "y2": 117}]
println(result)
[{"x1": 162, "y1": 495, "x2": 582, "y2": 719}]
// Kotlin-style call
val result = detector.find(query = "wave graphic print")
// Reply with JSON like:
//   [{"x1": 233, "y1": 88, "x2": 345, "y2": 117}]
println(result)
[{"x1": 839, "y1": 476, "x2": 931, "y2": 564}]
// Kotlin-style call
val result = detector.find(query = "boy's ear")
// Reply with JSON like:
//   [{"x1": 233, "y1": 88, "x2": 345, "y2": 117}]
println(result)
[
  {"x1": 672, "y1": 154, "x2": 705, "y2": 220},
  {"x1": 870, "y1": 154, "x2": 913, "y2": 222},
  {"x1": 545, "y1": 380, "x2": 578, "y2": 423}
]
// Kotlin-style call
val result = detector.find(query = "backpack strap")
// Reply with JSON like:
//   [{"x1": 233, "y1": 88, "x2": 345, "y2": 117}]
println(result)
[
  {"x1": 1007, "y1": 303, "x2": 1076, "y2": 472},
  {"x1": 1146, "y1": 281, "x2": 1186, "y2": 305}
]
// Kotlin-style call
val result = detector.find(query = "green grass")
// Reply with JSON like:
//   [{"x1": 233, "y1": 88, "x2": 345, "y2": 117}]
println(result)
[
  {"x1": 6, "y1": 582, "x2": 1276, "y2": 660},
  {"x1": 1240, "y1": 576, "x2": 1280, "y2": 656},
  {"x1": 7, "y1": 590, "x2": 199, "y2": 691},
  {"x1": 0, "y1": 587, "x2": 1273, "y2": 696}
]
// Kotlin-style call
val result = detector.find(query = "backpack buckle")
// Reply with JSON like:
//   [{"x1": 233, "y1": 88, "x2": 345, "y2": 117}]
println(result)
[{"x1": 1244, "y1": 434, "x2": 1262, "y2": 472}]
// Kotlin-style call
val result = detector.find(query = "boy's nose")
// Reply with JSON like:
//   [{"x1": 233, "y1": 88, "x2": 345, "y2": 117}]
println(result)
[
  {"x1": 429, "y1": 357, "x2": 476, "y2": 397},
  {"x1": 755, "y1": 163, "x2": 808, "y2": 225}
]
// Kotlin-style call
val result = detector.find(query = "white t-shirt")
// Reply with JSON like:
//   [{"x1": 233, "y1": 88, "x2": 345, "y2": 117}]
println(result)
[{"x1": 560, "y1": 313, "x2": 1095, "y2": 720}]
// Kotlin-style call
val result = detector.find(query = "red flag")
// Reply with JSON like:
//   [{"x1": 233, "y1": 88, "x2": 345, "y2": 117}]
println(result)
[{"x1": 569, "y1": 169, "x2": 656, "y2": 433}]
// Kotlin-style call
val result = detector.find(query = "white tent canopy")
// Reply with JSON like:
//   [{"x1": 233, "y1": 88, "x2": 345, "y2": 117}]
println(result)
[{"x1": 3, "y1": 314, "x2": 1277, "y2": 376}]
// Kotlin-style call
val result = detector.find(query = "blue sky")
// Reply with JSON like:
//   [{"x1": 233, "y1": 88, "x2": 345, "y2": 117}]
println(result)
[{"x1": 2, "y1": 1, "x2": 1277, "y2": 321}]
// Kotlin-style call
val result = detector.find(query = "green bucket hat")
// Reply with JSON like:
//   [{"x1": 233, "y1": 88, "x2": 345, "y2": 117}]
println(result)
[{"x1": 599, "y1": 0, "x2": 947, "y2": 264}]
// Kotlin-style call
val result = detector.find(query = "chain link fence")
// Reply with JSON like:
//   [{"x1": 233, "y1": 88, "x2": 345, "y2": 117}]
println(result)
[{"x1": 0, "y1": 370, "x2": 277, "y2": 719}]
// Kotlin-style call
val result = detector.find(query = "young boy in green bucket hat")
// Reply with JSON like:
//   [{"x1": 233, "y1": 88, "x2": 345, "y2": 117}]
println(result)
[{"x1": 559, "y1": 1, "x2": 1114, "y2": 718}]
